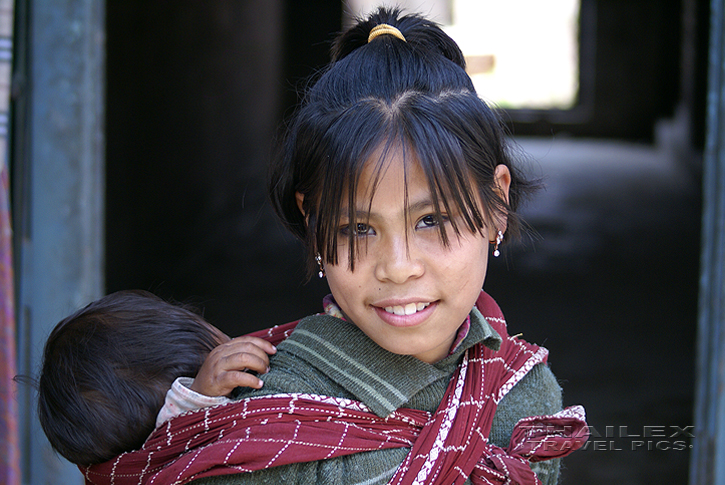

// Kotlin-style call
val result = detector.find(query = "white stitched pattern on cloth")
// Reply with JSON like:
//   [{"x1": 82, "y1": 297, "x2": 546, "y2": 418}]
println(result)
[
  {"x1": 496, "y1": 347, "x2": 548, "y2": 404},
  {"x1": 408, "y1": 350, "x2": 469, "y2": 485}
]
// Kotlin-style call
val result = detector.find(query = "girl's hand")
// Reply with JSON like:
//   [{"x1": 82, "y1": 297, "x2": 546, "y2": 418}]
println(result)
[{"x1": 190, "y1": 336, "x2": 277, "y2": 397}]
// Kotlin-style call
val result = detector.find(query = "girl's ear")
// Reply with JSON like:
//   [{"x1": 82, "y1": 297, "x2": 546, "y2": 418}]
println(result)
[
  {"x1": 491, "y1": 165, "x2": 512, "y2": 239},
  {"x1": 295, "y1": 192, "x2": 306, "y2": 216}
]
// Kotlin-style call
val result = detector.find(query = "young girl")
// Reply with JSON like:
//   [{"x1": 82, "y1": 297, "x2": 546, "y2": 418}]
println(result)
[{"x1": 83, "y1": 7, "x2": 587, "y2": 485}]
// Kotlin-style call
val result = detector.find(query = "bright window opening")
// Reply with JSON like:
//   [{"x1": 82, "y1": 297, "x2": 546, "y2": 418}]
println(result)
[{"x1": 345, "y1": 0, "x2": 580, "y2": 110}]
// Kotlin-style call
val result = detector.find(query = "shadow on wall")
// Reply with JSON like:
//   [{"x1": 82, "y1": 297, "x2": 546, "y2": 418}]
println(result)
[{"x1": 105, "y1": 1, "x2": 336, "y2": 331}]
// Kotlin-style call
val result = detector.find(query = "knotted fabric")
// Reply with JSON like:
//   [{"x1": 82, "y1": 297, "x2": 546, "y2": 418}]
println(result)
[
  {"x1": 81, "y1": 292, "x2": 588, "y2": 485},
  {"x1": 386, "y1": 355, "x2": 587, "y2": 485},
  {"x1": 469, "y1": 406, "x2": 587, "y2": 485},
  {"x1": 386, "y1": 292, "x2": 588, "y2": 485}
]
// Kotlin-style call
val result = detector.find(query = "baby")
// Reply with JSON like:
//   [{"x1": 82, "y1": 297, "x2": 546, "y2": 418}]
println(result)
[{"x1": 37, "y1": 289, "x2": 276, "y2": 465}]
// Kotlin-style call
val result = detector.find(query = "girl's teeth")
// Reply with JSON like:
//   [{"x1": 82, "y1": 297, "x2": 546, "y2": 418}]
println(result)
[{"x1": 384, "y1": 302, "x2": 430, "y2": 315}]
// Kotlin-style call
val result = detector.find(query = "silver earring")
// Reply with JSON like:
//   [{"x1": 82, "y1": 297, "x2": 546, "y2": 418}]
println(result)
[
  {"x1": 315, "y1": 253, "x2": 325, "y2": 278},
  {"x1": 492, "y1": 230, "x2": 504, "y2": 257}
]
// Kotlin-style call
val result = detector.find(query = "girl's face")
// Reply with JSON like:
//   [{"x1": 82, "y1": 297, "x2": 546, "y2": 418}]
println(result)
[{"x1": 321, "y1": 150, "x2": 510, "y2": 364}]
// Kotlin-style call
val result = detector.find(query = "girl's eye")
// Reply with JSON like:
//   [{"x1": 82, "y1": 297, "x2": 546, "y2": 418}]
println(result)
[
  {"x1": 340, "y1": 223, "x2": 375, "y2": 237},
  {"x1": 416, "y1": 214, "x2": 447, "y2": 229},
  {"x1": 354, "y1": 223, "x2": 375, "y2": 236}
]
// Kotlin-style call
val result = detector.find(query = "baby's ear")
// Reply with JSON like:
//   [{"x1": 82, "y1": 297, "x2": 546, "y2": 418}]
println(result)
[{"x1": 295, "y1": 192, "x2": 306, "y2": 216}]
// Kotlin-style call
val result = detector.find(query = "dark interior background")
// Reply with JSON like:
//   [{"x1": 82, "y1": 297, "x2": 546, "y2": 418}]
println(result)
[{"x1": 105, "y1": 1, "x2": 707, "y2": 483}]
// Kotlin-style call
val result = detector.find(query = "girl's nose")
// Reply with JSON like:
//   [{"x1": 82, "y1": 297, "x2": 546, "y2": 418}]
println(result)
[{"x1": 374, "y1": 235, "x2": 425, "y2": 284}]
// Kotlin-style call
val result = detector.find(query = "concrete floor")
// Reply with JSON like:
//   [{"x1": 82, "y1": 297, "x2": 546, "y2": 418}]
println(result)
[{"x1": 484, "y1": 137, "x2": 701, "y2": 484}]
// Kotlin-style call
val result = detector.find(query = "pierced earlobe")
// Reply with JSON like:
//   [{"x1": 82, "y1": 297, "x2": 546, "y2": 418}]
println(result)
[
  {"x1": 491, "y1": 230, "x2": 504, "y2": 257},
  {"x1": 315, "y1": 253, "x2": 325, "y2": 278}
]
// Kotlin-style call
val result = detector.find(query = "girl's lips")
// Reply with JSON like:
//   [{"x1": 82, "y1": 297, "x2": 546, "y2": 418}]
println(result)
[{"x1": 373, "y1": 300, "x2": 438, "y2": 327}]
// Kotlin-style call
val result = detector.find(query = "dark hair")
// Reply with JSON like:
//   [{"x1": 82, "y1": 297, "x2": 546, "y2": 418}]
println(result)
[
  {"x1": 37, "y1": 290, "x2": 225, "y2": 465},
  {"x1": 269, "y1": 7, "x2": 538, "y2": 276}
]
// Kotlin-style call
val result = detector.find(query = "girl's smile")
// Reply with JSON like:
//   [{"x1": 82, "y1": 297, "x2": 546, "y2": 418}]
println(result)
[
  {"x1": 381, "y1": 301, "x2": 431, "y2": 317},
  {"x1": 373, "y1": 300, "x2": 437, "y2": 327},
  {"x1": 318, "y1": 148, "x2": 510, "y2": 364}
]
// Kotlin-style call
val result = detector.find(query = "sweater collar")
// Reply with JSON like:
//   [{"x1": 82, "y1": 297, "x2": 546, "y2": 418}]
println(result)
[{"x1": 284, "y1": 306, "x2": 501, "y2": 417}]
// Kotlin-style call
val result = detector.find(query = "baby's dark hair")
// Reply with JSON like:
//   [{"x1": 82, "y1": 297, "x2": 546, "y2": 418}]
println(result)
[
  {"x1": 269, "y1": 7, "x2": 539, "y2": 276},
  {"x1": 37, "y1": 290, "x2": 225, "y2": 465}
]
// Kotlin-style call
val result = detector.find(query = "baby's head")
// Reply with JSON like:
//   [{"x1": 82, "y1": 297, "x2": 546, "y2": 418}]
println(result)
[
  {"x1": 38, "y1": 290, "x2": 227, "y2": 465},
  {"x1": 270, "y1": 7, "x2": 537, "y2": 276}
]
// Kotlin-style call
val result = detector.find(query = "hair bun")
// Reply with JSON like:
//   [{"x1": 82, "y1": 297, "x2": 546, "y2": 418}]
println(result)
[
  {"x1": 331, "y1": 7, "x2": 465, "y2": 69},
  {"x1": 368, "y1": 23, "x2": 406, "y2": 43}
]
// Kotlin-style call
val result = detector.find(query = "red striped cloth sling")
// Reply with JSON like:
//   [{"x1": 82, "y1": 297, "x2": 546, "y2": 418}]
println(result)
[{"x1": 81, "y1": 292, "x2": 588, "y2": 485}]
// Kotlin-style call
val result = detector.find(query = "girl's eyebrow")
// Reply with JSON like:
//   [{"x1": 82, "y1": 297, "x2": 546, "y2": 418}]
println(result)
[{"x1": 407, "y1": 198, "x2": 436, "y2": 213}]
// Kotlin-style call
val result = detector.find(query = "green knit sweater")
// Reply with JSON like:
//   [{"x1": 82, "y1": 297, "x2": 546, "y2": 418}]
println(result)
[{"x1": 191, "y1": 308, "x2": 562, "y2": 485}]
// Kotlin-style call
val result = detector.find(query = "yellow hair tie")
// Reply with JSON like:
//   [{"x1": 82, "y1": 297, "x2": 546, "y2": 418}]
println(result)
[{"x1": 368, "y1": 24, "x2": 406, "y2": 43}]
